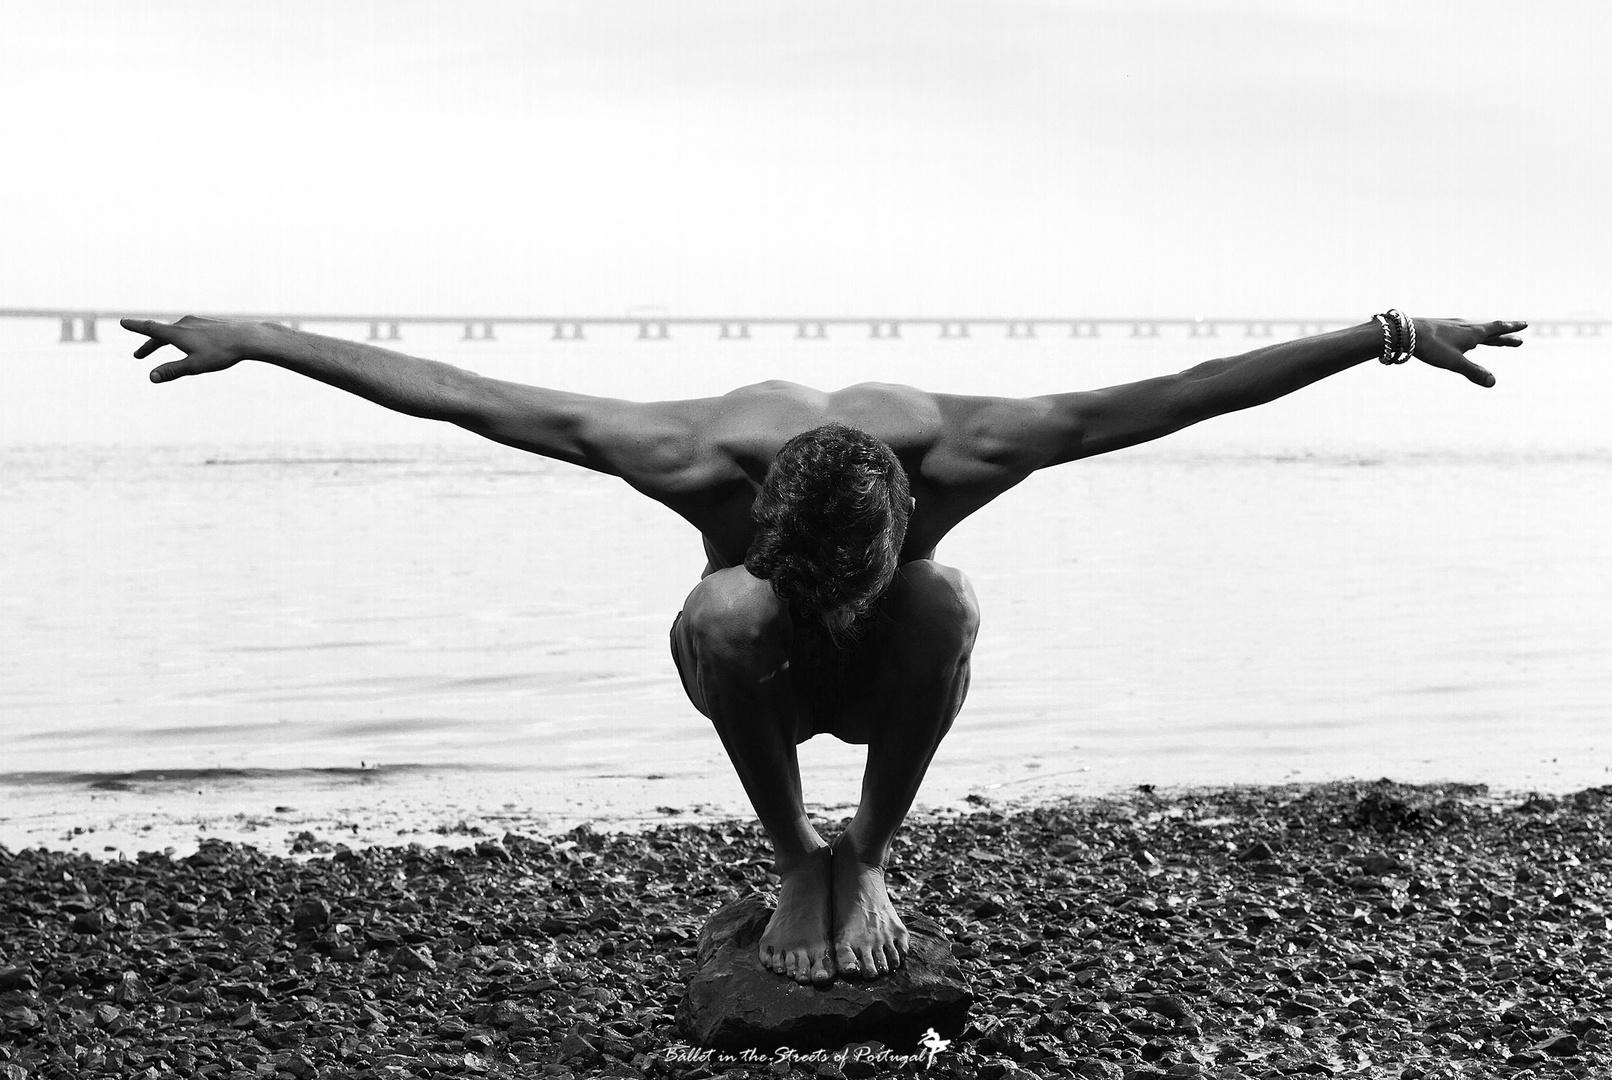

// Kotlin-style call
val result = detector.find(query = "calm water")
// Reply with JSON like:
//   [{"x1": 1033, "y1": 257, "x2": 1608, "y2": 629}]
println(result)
[{"x1": 2, "y1": 329, "x2": 1610, "y2": 836}]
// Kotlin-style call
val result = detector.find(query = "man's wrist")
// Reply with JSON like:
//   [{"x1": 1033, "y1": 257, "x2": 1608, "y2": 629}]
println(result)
[{"x1": 241, "y1": 320, "x2": 298, "y2": 364}]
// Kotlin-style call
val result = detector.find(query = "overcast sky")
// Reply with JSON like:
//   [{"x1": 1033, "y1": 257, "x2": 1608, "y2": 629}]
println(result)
[{"x1": 3, "y1": 1, "x2": 1608, "y2": 321}]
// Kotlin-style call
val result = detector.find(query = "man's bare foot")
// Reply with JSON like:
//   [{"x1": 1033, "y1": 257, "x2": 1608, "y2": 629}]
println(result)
[
  {"x1": 759, "y1": 844, "x2": 835, "y2": 986},
  {"x1": 830, "y1": 835, "x2": 909, "y2": 979}
]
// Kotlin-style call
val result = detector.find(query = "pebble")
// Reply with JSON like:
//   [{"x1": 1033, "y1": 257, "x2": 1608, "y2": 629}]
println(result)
[
  {"x1": 0, "y1": 967, "x2": 37, "y2": 992},
  {"x1": 291, "y1": 898, "x2": 330, "y2": 931}
]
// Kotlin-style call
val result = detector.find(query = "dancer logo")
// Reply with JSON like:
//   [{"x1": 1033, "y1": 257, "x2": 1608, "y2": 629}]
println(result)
[{"x1": 918, "y1": 1026, "x2": 952, "y2": 1067}]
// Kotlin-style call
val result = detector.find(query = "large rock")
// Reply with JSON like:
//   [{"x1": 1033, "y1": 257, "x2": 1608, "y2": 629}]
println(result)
[{"x1": 676, "y1": 894, "x2": 972, "y2": 1052}]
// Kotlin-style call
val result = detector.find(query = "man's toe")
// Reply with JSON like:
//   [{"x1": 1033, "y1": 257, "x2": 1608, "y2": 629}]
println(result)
[
  {"x1": 856, "y1": 945, "x2": 880, "y2": 977},
  {"x1": 883, "y1": 942, "x2": 902, "y2": 971},
  {"x1": 833, "y1": 943, "x2": 860, "y2": 977}
]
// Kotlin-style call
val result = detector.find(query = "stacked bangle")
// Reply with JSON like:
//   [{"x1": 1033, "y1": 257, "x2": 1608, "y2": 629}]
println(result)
[{"x1": 1373, "y1": 309, "x2": 1416, "y2": 364}]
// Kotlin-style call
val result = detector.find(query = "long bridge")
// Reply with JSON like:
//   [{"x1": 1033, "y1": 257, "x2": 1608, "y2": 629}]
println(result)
[{"x1": 1, "y1": 308, "x2": 1605, "y2": 344}]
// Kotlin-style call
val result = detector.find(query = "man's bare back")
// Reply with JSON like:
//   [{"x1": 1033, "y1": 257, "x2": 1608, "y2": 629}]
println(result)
[
  {"x1": 121, "y1": 312, "x2": 1525, "y2": 986},
  {"x1": 450, "y1": 375, "x2": 1075, "y2": 571}
]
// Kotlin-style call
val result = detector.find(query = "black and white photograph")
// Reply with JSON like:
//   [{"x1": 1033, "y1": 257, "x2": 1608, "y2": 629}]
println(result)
[{"x1": 2, "y1": 3, "x2": 1609, "y2": 1077}]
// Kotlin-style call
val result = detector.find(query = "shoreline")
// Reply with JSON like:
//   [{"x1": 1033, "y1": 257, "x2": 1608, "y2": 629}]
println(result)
[
  {"x1": 2, "y1": 779, "x2": 1610, "y2": 1078},
  {"x1": 4, "y1": 758, "x2": 1605, "y2": 862}
]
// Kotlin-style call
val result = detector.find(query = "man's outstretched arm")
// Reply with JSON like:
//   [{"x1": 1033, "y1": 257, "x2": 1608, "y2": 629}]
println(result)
[
  {"x1": 122, "y1": 316, "x2": 721, "y2": 493},
  {"x1": 1030, "y1": 317, "x2": 1528, "y2": 466}
]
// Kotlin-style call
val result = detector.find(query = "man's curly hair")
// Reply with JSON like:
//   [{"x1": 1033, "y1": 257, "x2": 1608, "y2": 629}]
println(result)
[{"x1": 744, "y1": 423, "x2": 912, "y2": 648}]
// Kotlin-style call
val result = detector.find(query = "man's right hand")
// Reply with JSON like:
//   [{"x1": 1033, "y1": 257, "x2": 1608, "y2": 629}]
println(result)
[{"x1": 121, "y1": 315, "x2": 264, "y2": 383}]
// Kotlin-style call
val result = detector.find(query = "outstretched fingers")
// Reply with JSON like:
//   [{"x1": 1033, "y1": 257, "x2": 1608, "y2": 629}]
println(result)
[
  {"x1": 121, "y1": 318, "x2": 173, "y2": 360},
  {"x1": 1482, "y1": 320, "x2": 1528, "y2": 347},
  {"x1": 1452, "y1": 318, "x2": 1528, "y2": 385}
]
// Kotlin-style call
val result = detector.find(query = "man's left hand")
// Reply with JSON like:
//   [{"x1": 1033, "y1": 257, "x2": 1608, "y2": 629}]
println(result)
[{"x1": 1414, "y1": 318, "x2": 1528, "y2": 387}]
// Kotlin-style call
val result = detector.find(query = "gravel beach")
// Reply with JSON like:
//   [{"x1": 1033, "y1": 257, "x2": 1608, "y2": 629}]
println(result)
[{"x1": 2, "y1": 779, "x2": 1609, "y2": 1080}]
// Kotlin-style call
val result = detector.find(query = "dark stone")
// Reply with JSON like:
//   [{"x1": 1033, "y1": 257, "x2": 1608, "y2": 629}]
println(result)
[
  {"x1": 291, "y1": 898, "x2": 330, "y2": 930},
  {"x1": 1533, "y1": 1032, "x2": 1581, "y2": 1057},
  {"x1": 1144, "y1": 995, "x2": 1198, "y2": 1026},
  {"x1": 1235, "y1": 840, "x2": 1276, "y2": 862},
  {"x1": 555, "y1": 1029, "x2": 600, "y2": 1064},
  {"x1": 1352, "y1": 791, "x2": 1429, "y2": 832},
  {"x1": 1356, "y1": 853, "x2": 1412, "y2": 877},
  {"x1": 1, "y1": 1005, "x2": 42, "y2": 1032},
  {"x1": 0, "y1": 967, "x2": 36, "y2": 992},
  {"x1": 275, "y1": 1051, "x2": 318, "y2": 1079},
  {"x1": 112, "y1": 971, "x2": 150, "y2": 1005},
  {"x1": 390, "y1": 945, "x2": 437, "y2": 972},
  {"x1": 973, "y1": 894, "x2": 1008, "y2": 918},
  {"x1": 71, "y1": 909, "x2": 107, "y2": 934},
  {"x1": 676, "y1": 895, "x2": 972, "y2": 1053}
]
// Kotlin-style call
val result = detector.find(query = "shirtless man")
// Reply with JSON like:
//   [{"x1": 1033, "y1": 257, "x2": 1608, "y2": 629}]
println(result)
[{"x1": 122, "y1": 312, "x2": 1525, "y2": 987}]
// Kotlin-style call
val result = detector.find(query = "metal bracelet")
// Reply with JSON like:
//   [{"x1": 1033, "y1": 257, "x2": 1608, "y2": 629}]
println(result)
[
  {"x1": 1394, "y1": 309, "x2": 1417, "y2": 360},
  {"x1": 1383, "y1": 309, "x2": 1413, "y2": 364},
  {"x1": 1374, "y1": 312, "x2": 1403, "y2": 365}
]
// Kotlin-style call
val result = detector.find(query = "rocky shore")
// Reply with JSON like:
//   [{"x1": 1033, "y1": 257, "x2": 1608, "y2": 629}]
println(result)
[{"x1": 2, "y1": 779, "x2": 1609, "y2": 1079}]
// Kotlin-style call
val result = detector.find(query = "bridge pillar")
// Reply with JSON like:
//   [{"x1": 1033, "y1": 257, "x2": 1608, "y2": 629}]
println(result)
[
  {"x1": 463, "y1": 322, "x2": 498, "y2": 341},
  {"x1": 1069, "y1": 322, "x2": 1098, "y2": 338},
  {"x1": 367, "y1": 321, "x2": 382, "y2": 341},
  {"x1": 1244, "y1": 322, "x2": 1273, "y2": 337},
  {"x1": 1536, "y1": 323, "x2": 1559, "y2": 337},
  {"x1": 1578, "y1": 323, "x2": 1602, "y2": 337},
  {"x1": 939, "y1": 322, "x2": 970, "y2": 339},
  {"x1": 1130, "y1": 322, "x2": 1160, "y2": 338},
  {"x1": 59, "y1": 316, "x2": 98, "y2": 343},
  {"x1": 718, "y1": 322, "x2": 751, "y2": 340},
  {"x1": 869, "y1": 322, "x2": 900, "y2": 339},
  {"x1": 637, "y1": 322, "x2": 670, "y2": 340},
  {"x1": 551, "y1": 322, "x2": 582, "y2": 341},
  {"x1": 1189, "y1": 321, "x2": 1217, "y2": 337},
  {"x1": 795, "y1": 321, "x2": 827, "y2": 339},
  {"x1": 387, "y1": 322, "x2": 401, "y2": 341},
  {"x1": 1006, "y1": 322, "x2": 1036, "y2": 339}
]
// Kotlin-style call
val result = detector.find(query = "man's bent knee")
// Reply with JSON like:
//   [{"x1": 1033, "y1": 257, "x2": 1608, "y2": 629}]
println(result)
[
  {"x1": 679, "y1": 567, "x2": 793, "y2": 672},
  {"x1": 880, "y1": 561, "x2": 980, "y2": 661}
]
